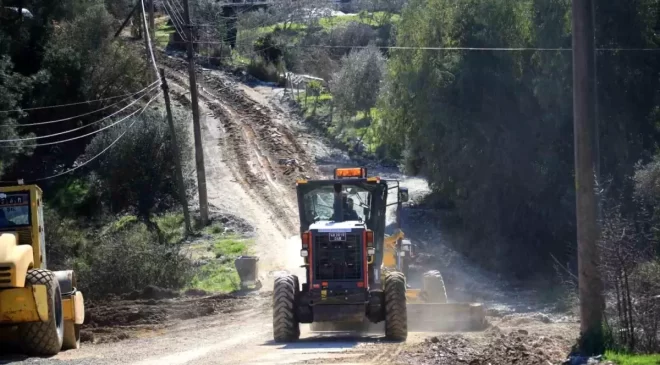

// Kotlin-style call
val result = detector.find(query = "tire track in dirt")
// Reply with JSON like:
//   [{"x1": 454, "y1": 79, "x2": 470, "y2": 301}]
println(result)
[
  {"x1": 161, "y1": 64, "x2": 294, "y2": 236},
  {"x1": 158, "y1": 55, "x2": 317, "y2": 238}
]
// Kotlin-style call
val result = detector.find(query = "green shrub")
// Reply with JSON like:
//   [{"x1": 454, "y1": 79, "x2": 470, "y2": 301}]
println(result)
[
  {"x1": 46, "y1": 210, "x2": 194, "y2": 299},
  {"x1": 247, "y1": 57, "x2": 284, "y2": 84}
]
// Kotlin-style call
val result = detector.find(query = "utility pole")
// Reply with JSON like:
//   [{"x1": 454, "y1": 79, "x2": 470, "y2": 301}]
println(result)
[
  {"x1": 149, "y1": 0, "x2": 155, "y2": 34},
  {"x1": 182, "y1": 0, "x2": 209, "y2": 226},
  {"x1": 572, "y1": 0, "x2": 604, "y2": 355},
  {"x1": 114, "y1": 2, "x2": 140, "y2": 39},
  {"x1": 160, "y1": 68, "x2": 193, "y2": 235}
]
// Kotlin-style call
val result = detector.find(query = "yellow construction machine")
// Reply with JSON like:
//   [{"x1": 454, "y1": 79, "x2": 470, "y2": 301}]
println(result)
[
  {"x1": 383, "y1": 180, "x2": 486, "y2": 332},
  {"x1": 0, "y1": 184, "x2": 85, "y2": 355}
]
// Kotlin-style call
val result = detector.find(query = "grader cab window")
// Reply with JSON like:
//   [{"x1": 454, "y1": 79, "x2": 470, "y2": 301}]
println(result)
[
  {"x1": 303, "y1": 185, "x2": 371, "y2": 223},
  {"x1": 0, "y1": 192, "x2": 30, "y2": 228}
]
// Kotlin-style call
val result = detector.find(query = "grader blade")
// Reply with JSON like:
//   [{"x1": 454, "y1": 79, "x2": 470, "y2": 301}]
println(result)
[
  {"x1": 404, "y1": 271, "x2": 487, "y2": 332},
  {"x1": 406, "y1": 302, "x2": 487, "y2": 332}
]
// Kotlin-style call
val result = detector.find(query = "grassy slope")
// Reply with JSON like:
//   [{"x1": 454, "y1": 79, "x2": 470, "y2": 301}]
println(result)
[{"x1": 187, "y1": 223, "x2": 254, "y2": 293}]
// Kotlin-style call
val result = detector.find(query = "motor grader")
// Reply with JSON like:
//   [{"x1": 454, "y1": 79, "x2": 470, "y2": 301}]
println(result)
[
  {"x1": 271, "y1": 167, "x2": 485, "y2": 343},
  {"x1": 0, "y1": 184, "x2": 84, "y2": 356}
]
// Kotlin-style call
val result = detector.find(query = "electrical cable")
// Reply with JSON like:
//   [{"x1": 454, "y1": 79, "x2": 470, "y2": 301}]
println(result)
[
  {"x1": 0, "y1": 80, "x2": 160, "y2": 114},
  {"x1": 0, "y1": 84, "x2": 160, "y2": 143},
  {"x1": 183, "y1": 41, "x2": 660, "y2": 52},
  {"x1": 0, "y1": 91, "x2": 162, "y2": 184},
  {"x1": 141, "y1": 0, "x2": 161, "y2": 79},
  {"x1": 0, "y1": 83, "x2": 158, "y2": 128},
  {"x1": 163, "y1": 0, "x2": 188, "y2": 41},
  {"x1": 0, "y1": 89, "x2": 162, "y2": 149}
]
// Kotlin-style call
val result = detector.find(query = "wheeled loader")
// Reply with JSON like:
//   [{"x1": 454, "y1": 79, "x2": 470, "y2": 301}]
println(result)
[
  {"x1": 0, "y1": 185, "x2": 85, "y2": 356},
  {"x1": 271, "y1": 167, "x2": 485, "y2": 343},
  {"x1": 382, "y1": 181, "x2": 486, "y2": 331}
]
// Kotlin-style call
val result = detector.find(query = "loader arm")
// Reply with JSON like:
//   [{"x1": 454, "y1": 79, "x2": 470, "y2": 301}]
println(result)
[{"x1": 382, "y1": 229, "x2": 404, "y2": 270}]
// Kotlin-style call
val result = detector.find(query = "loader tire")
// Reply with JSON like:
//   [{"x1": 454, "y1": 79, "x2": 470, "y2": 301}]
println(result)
[
  {"x1": 18, "y1": 269, "x2": 64, "y2": 356},
  {"x1": 423, "y1": 270, "x2": 448, "y2": 303},
  {"x1": 273, "y1": 274, "x2": 300, "y2": 342},
  {"x1": 384, "y1": 271, "x2": 407, "y2": 341}
]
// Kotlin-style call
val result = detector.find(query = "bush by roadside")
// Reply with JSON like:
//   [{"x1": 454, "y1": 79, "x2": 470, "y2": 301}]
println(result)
[{"x1": 44, "y1": 208, "x2": 252, "y2": 299}]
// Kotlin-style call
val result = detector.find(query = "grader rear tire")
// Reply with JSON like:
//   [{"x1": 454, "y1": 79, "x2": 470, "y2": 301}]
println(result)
[
  {"x1": 272, "y1": 274, "x2": 300, "y2": 343},
  {"x1": 384, "y1": 271, "x2": 407, "y2": 341},
  {"x1": 18, "y1": 269, "x2": 64, "y2": 356},
  {"x1": 423, "y1": 270, "x2": 448, "y2": 303}
]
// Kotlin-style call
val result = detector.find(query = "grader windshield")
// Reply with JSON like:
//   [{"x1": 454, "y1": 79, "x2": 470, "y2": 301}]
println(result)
[
  {"x1": 301, "y1": 185, "x2": 371, "y2": 223},
  {"x1": 0, "y1": 192, "x2": 30, "y2": 228}
]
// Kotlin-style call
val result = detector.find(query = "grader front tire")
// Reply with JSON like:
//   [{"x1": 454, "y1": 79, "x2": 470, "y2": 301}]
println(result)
[
  {"x1": 18, "y1": 269, "x2": 65, "y2": 356},
  {"x1": 384, "y1": 271, "x2": 408, "y2": 341},
  {"x1": 272, "y1": 274, "x2": 300, "y2": 343}
]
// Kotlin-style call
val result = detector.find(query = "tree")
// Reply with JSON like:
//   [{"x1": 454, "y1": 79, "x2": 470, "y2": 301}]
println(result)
[
  {"x1": 0, "y1": 54, "x2": 36, "y2": 176},
  {"x1": 378, "y1": 0, "x2": 660, "y2": 281},
  {"x1": 83, "y1": 106, "x2": 193, "y2": 241},
  {"x1": 330, "y1": 44, "x2": 385, "y2": 123},
  {"x1": 0, "y1": 0, "x2": 148, "y2": 184}
]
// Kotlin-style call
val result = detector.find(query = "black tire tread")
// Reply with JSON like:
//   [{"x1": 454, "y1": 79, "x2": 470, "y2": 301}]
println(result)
[
  {"x1": 18, "y1": 269, "x2": 64, "y2": 356},
  {"x1": 423, "y1": 270, "x2": 448, "y2": 304},
  {"x1": 384, "y1": 271, "x2": 407, "y2": 341},
  {"x1": 272, "y1": 274, "x2": 300, "y2": 342}
]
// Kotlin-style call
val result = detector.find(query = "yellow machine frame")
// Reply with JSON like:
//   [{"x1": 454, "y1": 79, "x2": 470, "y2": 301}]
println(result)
[
  {"x1": 380, "y1": 181, "x2": 487, "y2": 332},
  {"x1": 0, "y1": 184, "x2": 84, "y2": 355}
]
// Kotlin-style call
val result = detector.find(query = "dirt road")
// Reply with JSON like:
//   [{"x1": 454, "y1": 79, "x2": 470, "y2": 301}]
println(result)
[{"x1": 0, "y1": 54, "x2": 578, "y2": 364}]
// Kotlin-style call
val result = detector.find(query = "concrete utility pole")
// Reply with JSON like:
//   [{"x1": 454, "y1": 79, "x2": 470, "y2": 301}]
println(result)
[
  {"x1": 182, "y1": 0, "x2": 210, "y2": 226},
  {"x1": 160, "y1": 68, "x2": 193, "y2": 235},
  {"x1": 572, "y1": 0, "x2": 604, "y2": 355}
]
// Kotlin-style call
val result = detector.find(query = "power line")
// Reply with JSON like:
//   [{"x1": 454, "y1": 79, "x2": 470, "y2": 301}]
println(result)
[
  {"x1": 0, "y1": 92, "x2": 162, "y2": 184},
  {"x1": 0, "y1": 84, "x2": 160, "y2": 143},
  {"x1": 0, "y1": 89, "x2": 162, "y2": 149},
  {"x1": 163, "y1": 0, "x2": 188, "y2": 41},
  {"x1": 0, "y1": 84, "x2": 157, "y2": 128},
  {"x1": 0, "y1": 80, "x2": 160, "y2": 114},
  {"x1": 141, "y1": 0, "x2": 160, "y2": 79},
  {"x1": 184, "y1": 41, "x2": 660, "y2": 52}
]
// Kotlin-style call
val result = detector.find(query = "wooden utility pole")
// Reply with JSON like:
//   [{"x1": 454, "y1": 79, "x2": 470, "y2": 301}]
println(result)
[
  {"x1": 160, "y1": 68, "x2": 193, "y2": 235},
  {"x1": 182, "y1": 0, "x2": 209, "y2": 226},
  {"x1": 149, "y1": 0, "x2": 155, "y2": 34},
  {"x1": 572, "y1": 0, "x2": 604, "y2": 355},
  {"x1": 114, "y1": 2, "x2": 140, "y2": 39}
]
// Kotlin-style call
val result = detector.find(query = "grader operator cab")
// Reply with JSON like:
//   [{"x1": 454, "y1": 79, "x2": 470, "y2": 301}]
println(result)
[
  {"x1": 272, "y1": 167, "x2": 485, "y2": 343},
  {"x1": 0, "y1": 185, "x2": 84, "y2": 356}
]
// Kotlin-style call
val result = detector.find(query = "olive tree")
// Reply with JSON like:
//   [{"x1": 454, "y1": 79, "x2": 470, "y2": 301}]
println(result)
[
  {"x1": 330, "y1": 44, "x2": 386, "y2": 123},
  {"x1": 83, "y1": 104, "x2": 194, "y2": 240}
]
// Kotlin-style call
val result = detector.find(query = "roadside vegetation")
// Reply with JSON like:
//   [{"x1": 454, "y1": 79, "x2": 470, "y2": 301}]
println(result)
[{"x1": 0, "y1": 0, "x2": 254, "y2": 300}]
